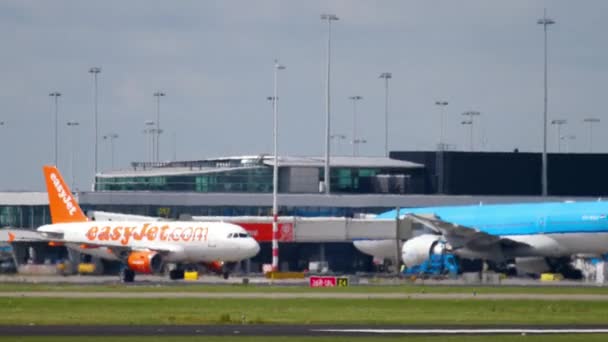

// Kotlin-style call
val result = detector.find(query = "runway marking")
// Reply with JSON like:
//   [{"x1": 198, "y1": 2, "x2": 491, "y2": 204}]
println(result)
[{"x1": 314, "y1": 328, "x2": 608, "y2": 335}]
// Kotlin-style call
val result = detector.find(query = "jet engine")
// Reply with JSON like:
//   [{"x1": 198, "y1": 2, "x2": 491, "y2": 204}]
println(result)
[
  {"x1": 205, "y1": 260, "x2": 224, "y2": 274},
  {"x1": 127, "y1": 251, "x2": 163, "y2": 274},
  {"x1": 204, "y1": 261, "x2": 235, "y2": 279},
  {"x1": 401, "y1": 234, "x2": 446, "y2": 267}
]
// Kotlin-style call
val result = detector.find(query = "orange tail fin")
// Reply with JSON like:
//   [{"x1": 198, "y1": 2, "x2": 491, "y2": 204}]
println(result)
[{"x1": 43, "y1": 165, "x2": 88, "y2": 223}]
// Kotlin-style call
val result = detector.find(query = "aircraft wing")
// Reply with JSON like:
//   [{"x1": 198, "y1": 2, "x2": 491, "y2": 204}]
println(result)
[
  {"x1": 0, "y1": 229, "x2": 48, "y2": 243},
  {"x1": 407, "y1": 214, "x2": 532, "y2": 252}
]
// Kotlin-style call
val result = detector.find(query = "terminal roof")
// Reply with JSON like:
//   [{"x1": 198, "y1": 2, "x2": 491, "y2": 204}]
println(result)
[
  {"x1": 99, "y1": 155, "x2": 423, "y2": 178},
  {"x1": 262, "y1": 156, "x2": 423, "y2": 168},
  {"x1": 0, "y1": 192, "x2": 48, "y2": 205}
]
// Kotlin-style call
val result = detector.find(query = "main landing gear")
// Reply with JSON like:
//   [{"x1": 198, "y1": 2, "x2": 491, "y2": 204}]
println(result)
[
  {"x1": 169, "y1": 269, "x2": 185, "y2": 280},
  {"x1": 222, "y1": 265, "x2": 230, "y2": 280},
  {"x1": 120, "y1": 268, "x2": 135, "y2": 283},
  {"x1": 165, "y1": 262, "x2": 235, "y2": 281}
]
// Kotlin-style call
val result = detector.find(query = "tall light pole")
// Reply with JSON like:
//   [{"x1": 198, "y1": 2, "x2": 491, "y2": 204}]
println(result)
[
  {"x1": 49, "y1": 92, "x2": 62, "y2": 166},
  {"x1": 461, "y1": 120, "x2": 473, "y2": 151},
  {"x1": 271, "y1": 59, "x2": 285, "y2": 273},
  {"x1": 379, "y1": 72, "x2": 392, "y2": 157},
  {"x1": 143, "y1": 121, "x2": 155, "y2": 163},
  {"x1": 103, "y1": 133, "x2": 119, "y2": 169},
  {"x1": 435, "y1": 101, "x2": 448, "y2": 150},
  {"x1": 550, "y1": 119, "x2": 567, "y2": 152},
  {"x1": 348, "y1": 96, "x2": 363, "y2": 157},
  {"x1": 583, "y1": 118, "x2": 600, "y2": 153},
  {"x1": 330, "y1": 134, "x2": 346, "y2": 155},
  {"x1": 0, "y1": 122, "x2": 5, "y2": 155},
  {"x1": 267, "y1": 95, "x2": 277, "y2": 153},
  {"x1": 267, "y1": 95, "x2": 277, "y2": 142},
  {"x1": 66, "y1": 121, "x2": 80, "y2": 189},
  {"x1": 172, "y1": 131, "x2": 177, "y2": 161},
  {"x1": 321, "y1": 13, "x2": 338, "y2": 194},
  {"x1": 89, "y1": 67, "x2": 101, "y2": 175},
  {"x1": 153, "y1": 91, "x2": 165, "y2": 163},
  {"x1": 461, "y1": 111, "x2": 480, "y2": 151},
  {"x1": 353, "y1": 138, "x2": 367, "y2": 154},
  {"x1": 538, "y1": 9, "x2": 555, "y2": 196},
  {"x1": 561, "y1": 135, "x2": 576, "y2": 153}
]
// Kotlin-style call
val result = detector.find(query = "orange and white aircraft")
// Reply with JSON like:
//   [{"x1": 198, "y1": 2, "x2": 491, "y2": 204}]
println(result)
[{"x1": 37, "y1": 165, "x2": 260, "y2": 282}]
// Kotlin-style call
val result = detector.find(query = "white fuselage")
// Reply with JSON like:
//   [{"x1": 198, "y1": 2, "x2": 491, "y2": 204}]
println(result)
[
  {"x1": 501, "y1": 232, "x2": 608, "y2": 258},
  {"x1": 38, "y1": 220, "x2": 260, "y2": 263}
]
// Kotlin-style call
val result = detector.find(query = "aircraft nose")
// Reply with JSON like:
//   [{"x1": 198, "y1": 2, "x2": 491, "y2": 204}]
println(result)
[{"x1": 248, "y1": 239, "x2": 260, "y2": 257}]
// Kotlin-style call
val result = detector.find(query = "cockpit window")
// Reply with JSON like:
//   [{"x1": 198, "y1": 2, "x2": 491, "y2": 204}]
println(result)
[{"x1": 228, "y1": 232, "x2": 250, "y2": 238}]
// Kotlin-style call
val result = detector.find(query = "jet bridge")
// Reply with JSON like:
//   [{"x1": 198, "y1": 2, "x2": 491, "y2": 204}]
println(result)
[
  {"x1": 190, "y1": 215, "x2": 414, "y2": 242},
  {"x1": 90, "y1": 211, "x2": 415, "y2": 242},
  {"x1": 192, "y1": 215, "x2": 414, "y2": 273}
]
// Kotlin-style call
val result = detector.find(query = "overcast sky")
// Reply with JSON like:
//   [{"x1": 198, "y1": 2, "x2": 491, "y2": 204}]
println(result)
[{"x1": 1, "y1": 1, "x2": 607, "y2": 191}]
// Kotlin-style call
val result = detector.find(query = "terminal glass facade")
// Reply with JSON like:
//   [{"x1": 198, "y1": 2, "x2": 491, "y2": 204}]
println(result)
[
  {"x1": 329, "y1": 168, "x2": 378, "y2": 193},
  {"x1": 96, "y1": 167, "x2": 273, "y2": 193},
  {"x1": 95, "y1": 166, "x2": 416, "y2": 194},
  {"x1": 0, "y1": 205, "x2": 50, "y2": 229}
]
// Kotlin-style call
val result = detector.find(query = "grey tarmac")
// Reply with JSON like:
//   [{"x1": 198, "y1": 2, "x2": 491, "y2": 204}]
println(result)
[
  {"x1": 2, "y1": 291, "x2": 608, "y2": 300},
  {"x1": 2, "y1": 325, "x2": 608, "y2": 336},
  {"x1": 0, "y1": 274, "x2": 600, "y2": 287}
]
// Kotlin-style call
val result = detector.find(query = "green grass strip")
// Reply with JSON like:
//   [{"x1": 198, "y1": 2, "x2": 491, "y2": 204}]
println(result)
[{"x1": 2, "y1": 297, "x2": 608, "y2": 325}]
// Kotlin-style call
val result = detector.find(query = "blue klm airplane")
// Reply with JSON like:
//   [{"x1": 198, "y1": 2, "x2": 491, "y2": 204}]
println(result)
[{"x1": 355, "y1": 201, "x2": 608, "y2": 274}]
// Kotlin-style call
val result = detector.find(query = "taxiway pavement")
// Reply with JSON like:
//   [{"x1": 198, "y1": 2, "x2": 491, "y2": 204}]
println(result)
[
  {"x1": 2, "y1": 325, "x2": 608, "y2": 336},
  {"x1": 2, "y1": 291, "x2": 608, "y2": 300}
]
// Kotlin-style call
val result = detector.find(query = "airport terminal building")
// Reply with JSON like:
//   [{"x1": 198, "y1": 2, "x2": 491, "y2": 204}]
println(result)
[{"x1": 1, "y1": 152, "x2": 606, "y2": 274}]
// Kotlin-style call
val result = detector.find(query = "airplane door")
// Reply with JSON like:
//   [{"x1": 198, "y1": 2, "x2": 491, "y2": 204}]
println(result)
[
  {"x1": 538, "y1": 217, "x2": 545, "y2": 234},
  {"x1": 206, "y1": 229, "x2": 216, "y2": 248}
]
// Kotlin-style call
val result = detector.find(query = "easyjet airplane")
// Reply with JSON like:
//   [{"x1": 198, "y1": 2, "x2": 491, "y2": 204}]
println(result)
[{"x1": 36, "y1": 165, "x2": 260, "y2": 282}]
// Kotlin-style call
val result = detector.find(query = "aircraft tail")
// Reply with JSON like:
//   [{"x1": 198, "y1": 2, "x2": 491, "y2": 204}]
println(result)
[{"x1": 43, "y1": 165, "x2": 88, "y2": 224}]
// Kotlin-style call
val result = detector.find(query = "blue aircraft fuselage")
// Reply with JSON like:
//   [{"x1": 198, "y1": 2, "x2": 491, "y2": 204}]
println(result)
[{"x1": 376, "y1": 201, "x2": 608, "y2": 236}]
